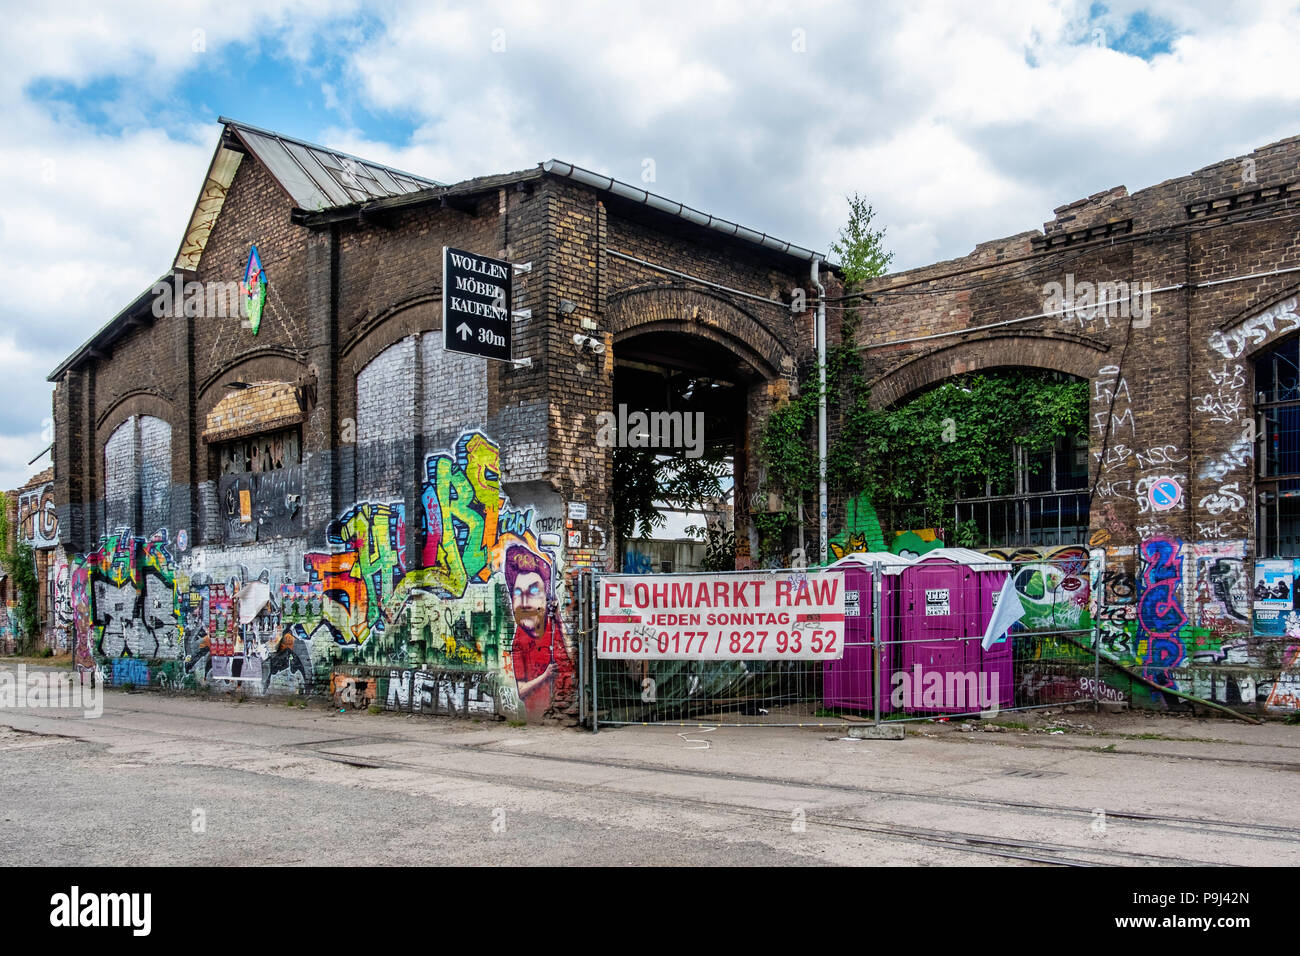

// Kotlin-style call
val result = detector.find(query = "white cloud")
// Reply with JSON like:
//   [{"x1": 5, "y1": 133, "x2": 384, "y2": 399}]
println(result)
[{"x1": 4, "y1": 0, "x2": 1300, "y2": 489}]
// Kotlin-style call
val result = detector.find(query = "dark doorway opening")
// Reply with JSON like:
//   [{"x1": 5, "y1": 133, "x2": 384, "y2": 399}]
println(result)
[{"x1": 611, "y1": 331, "x2": 754, "y2": 572}]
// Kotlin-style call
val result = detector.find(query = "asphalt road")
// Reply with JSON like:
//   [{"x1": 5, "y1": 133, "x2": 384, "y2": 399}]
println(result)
[{"x1": 1, "y1": 685, "x2": 1297, "y2": 866}]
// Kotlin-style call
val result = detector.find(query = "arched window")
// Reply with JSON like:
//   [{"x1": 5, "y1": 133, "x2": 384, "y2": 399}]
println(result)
[
  {"x1": 1255, "y1": 335, "x2": 1300, "y2": 556},
  {"x1": 103, "y1": 415, "x2": 171, "y2": 534},
  {"x1": 883, "y1": 370, "x2": 1090, "y2": 548}
]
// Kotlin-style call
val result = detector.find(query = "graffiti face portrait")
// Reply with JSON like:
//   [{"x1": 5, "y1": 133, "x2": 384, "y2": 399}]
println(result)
[{"x1": 511, "y1": 571, "x2": 546, "y2": 636}]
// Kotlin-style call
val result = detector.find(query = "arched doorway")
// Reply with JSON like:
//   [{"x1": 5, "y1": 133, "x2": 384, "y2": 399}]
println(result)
[{"x1": 610, "y1": 329, "x2": 762, "y2": 572}]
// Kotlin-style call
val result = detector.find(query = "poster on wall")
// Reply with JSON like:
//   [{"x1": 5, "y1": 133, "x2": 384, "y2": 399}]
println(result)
[
  {"x1": 1252, "y1": 558, "x2": 1297, "y2": 637},
  {"x1": 597, "y1": 569, "x2": 846, "y2": 660}
]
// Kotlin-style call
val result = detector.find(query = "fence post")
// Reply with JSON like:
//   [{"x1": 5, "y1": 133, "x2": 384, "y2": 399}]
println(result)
[
  {"x1": 578, "y1": 569, "x2": 588, "y2": 727},
  {"x1": 590, "y1": 571, "x2": 599, "y2": 733},
  {"x1": 1091, "y1": 551, "x2": 1101, "y2": 711},
  {"x1": 872, "y1": 559, "x2": 883, "y2": 727}
]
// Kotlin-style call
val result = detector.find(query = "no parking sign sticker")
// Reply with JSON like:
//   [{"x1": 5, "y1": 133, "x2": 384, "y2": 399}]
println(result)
[{"x1": 1148, "y1": 478, "x2": 1182, "y2": 512}]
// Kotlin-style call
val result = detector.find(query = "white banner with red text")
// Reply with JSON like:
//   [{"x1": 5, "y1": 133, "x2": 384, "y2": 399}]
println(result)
[{"x1": 597, "y1": 569, "x2": 846, "y2": 660}]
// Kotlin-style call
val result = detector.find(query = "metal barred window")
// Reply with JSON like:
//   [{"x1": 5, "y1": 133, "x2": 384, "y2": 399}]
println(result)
[
  {"x1": 950, "y1": 432, "x2": 1091, "y2": 548},
  {"x1": 888, "y1": 431, "x2": 1090, "y2": 549},
  {"x1": 1255, "y1": 335, "x2": 1300, "y2": 557}
]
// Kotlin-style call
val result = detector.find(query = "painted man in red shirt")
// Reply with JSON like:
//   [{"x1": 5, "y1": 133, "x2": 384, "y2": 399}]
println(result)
[{"x1": 505, "y1": 545, "x2": 572, "y2": 721}]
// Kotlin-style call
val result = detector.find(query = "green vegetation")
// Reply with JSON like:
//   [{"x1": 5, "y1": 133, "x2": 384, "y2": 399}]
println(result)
[
  {"x1": 0, "y1": 492, "x2": 41, "y2": 653},
  {"x1": 756, "y1": 200, "x2": 1089, "y2": 561},
  {"x1": 612, "y1": 445, "x2": 730, "y2": 542},
  {"x1": 829, "y1": 193, "x2": 894, "y2": 285},
  {"x1": 685, "y1": 522, "x2": 736, "y2": 572},
  {"x1": 760, "y1": 348, "x2": 1088, "y2": 555}
]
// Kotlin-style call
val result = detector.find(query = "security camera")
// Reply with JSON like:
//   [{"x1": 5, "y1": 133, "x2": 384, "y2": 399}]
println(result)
[{"x1": 573, "y1": 333, "x2": 605, "y2": 354}]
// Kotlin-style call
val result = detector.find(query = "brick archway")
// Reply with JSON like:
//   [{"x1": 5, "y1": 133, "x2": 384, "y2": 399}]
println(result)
[
  {"x1": 605, "y1": 283, "x2": 793, "y2": 379},
  {"x1": 869, "y1": 331, "x2": 1109, "y2": 407}
]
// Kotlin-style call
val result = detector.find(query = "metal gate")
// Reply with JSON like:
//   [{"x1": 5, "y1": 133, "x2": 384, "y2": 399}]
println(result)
[{"x1": 581, "y1": 554, "x2": 1104, "y2": 731}]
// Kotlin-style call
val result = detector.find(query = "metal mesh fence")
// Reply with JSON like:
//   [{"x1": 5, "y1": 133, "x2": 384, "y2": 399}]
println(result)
[{"x1": 585, "y1": 553, "x2": 1101, "y2": 729}]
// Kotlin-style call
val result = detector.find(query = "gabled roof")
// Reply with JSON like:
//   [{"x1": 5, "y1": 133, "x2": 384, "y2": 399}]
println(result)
[
  {"x1": 220, "y1": 117, "x2": 443, "y2": 210},
  {"x1": 174, "y1": 118, "x2": 442, "y2": 270},
  {"x1": 56, "y1": 118, "x2": 825, "y2": 382},
  {"x1": 294, "y1": 158, "x2": 826, "y2": 262}
]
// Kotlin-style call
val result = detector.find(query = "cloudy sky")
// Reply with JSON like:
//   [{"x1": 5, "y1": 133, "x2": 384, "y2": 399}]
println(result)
[{"x1": 2, "y1": 0, "x2": 1298, "y2": 489}]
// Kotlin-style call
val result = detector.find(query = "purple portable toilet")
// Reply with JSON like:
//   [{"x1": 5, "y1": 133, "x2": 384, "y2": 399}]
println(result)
[
  {"x1": 898, "y1": 549, "x2": 1013, "y2": 714},
  {"x1": 971, "y1": 554, "x2": 1014, "y2": 712},
  {"x1": 822, "y1": 553, "x2": 911, "y2": 713}
]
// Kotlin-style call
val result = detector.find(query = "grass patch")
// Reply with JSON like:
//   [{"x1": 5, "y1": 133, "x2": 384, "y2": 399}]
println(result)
[
  {"x1": 2, "y1": 653, "x2": 74, "y2": 668},
  {"x1": 987, "y1": 720, "x2": 1030, "y2": 731},
  {"x1": 367, "y1": 704, "x2": 383, "y2": 715},
  {"x1": 507, "y1": 719, "x2": 527, "y2": 728}
]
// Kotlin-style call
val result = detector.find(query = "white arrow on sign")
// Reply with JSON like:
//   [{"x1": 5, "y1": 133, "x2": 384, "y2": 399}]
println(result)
[{"x1": 456, "y1": 322, "x2": 473, "y2": 340}]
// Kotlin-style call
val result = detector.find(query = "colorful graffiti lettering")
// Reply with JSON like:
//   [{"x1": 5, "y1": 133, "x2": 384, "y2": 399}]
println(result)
[
  {"x1": 304, "y1": 502, "x2": 406, "y2": 645},
  {"x1": 69, "y1": 529, "x2": 181, "y2": 666},
  {"x1": 1137, "y1": 537, "x2": 1187, "y2": 688},
  {"x1": 17, "y1": 481, "x2": 58, "y2": 548},
  {"x1": 53, "y1": 430, "x2": 570, "y2": 722},
  {"x1": 420, "y1": 432, "x2": 503, "y2": 595}
]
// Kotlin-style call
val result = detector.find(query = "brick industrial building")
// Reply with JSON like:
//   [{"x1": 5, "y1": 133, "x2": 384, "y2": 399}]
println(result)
[
  {"x1": 43, "y1": 118, "x2": 1300, "y2": 717},
  {"x1": 851, "y1": 135, "x2": 1300, "y2": 711},
  {"x1": 45, "y1": 118, "x2": 826, "y2": 720}
]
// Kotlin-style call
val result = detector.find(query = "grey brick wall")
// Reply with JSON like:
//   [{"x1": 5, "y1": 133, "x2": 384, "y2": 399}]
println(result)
[
  {"x1": 420, "y1": 333, "x2": 487, "y2": 447},
  {"x1": 139, "y1": 416, "x2": 172, "y2": 535},
  {"x1": 103, "y1": 418, "x2": 137, "y2": 532}
]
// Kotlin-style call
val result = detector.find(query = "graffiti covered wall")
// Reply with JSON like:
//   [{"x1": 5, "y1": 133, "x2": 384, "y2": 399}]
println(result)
[
  {"x1": 17, "y1": 481, "x2": 58, "y2": 549},
  {"x1": 62, "y1": 430, "x2": 576, "y2": 723},
  {"x1": 1082, "y1": 538, "x2": 1296, "y2": 709}
]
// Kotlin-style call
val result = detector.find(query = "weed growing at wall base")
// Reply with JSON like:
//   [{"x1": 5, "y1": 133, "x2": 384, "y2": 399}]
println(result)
[{"x1": 0, "y1": 665, "x2": 102, "y2": 718}]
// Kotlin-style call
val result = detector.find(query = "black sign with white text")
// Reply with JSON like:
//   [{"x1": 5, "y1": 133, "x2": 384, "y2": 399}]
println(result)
[{"x1": 442, "y1": 246, "x2": 512, "y2": 361}]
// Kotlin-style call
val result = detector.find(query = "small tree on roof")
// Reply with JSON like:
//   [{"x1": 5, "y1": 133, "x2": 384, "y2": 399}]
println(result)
[{"x1": 830, "y1": 192, "x2": 893, "y2": 286}]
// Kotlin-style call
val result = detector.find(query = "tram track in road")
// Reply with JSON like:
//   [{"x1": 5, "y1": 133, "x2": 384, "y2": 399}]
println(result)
[
  {"x1": 6, "y1": 703, "x2": 1296, "y2": 864},
  {"x1": 409, "y1": 735, "x2": 1300, "y2": 847},
  {"x1": 294, "y1": 741, "x2": 1232, "y2": 866}
]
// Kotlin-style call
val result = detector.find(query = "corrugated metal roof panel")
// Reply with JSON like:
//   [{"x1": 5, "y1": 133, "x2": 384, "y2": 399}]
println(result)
[
  {"x1": 282, "y1": 139, "x2": 352, "y2": 207},
  {"x1": 236, "y1": 127, "x2": 330, "y2": 208},
  {"x1": 222, "y1": 118, "x2": 441, "y2": 211}
]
